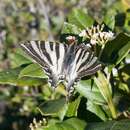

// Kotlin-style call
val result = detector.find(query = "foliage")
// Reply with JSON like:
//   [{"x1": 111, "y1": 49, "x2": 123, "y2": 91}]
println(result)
[{"x1": 0, "y1": 0, "x2": 130, "y2": 130}]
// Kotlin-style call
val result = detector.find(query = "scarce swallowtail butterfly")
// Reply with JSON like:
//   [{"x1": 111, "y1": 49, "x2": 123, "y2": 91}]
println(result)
[{"x1": 20, "y1": 41, "x2": 101, "y2": 98}]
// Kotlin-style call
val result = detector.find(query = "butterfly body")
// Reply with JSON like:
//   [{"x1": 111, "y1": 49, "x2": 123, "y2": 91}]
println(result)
[{"x1": 20, "y1": 41, "x2": 101, "y2": 97}]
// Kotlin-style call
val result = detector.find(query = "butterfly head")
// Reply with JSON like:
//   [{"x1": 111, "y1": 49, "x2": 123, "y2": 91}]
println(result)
[{"x1": 66, "y1": 36, "x2": 77, "y2": 45}]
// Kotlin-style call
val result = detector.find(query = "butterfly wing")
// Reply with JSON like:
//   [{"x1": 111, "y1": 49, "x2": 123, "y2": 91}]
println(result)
[
  {"x1": 65, "y1": 44, "x2": 101, "y2": 94},
  {"x1": 76, "y1": 45, "x2": 101, "y2": 78},
  {"x1": 20, "y1": 41, "x2": 67, "y2": 88}
]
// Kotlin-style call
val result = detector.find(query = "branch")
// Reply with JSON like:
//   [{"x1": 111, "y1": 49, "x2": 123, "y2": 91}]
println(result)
[{"x1": 38, "y1": 0, "x2": 54, "y2": 40}]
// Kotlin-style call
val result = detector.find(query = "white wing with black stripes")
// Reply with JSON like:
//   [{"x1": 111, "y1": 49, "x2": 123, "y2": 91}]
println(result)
[
  {"x1": 21, "y1": 41, "x2": 67, "y2": 88},
  {"x1": 20, "y1": 41, "x2": 101, "y2": 97},
  {"x1": 64, "y1": 44, "x2": 101, "y2": 95}
]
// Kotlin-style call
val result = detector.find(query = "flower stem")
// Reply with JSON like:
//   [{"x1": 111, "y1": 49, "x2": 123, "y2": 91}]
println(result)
[{"x1": 98, "y1": 44, "x2": 105, "y2": 60}]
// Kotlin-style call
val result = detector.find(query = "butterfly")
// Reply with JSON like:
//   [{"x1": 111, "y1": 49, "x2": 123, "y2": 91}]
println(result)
[{"x1": 20, "y1": 41, "x2": 101, "y2": 97}]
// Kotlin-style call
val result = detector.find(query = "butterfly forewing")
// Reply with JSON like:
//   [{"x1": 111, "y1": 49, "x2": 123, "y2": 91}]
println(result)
[{"x1": 20, "y1": 41, "x2": 67, "y2": 88}]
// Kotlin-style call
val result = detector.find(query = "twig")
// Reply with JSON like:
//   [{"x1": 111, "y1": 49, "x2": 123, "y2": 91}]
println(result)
[{"x1": 38, "y1": 0, "x2": 54, "y2": 40}]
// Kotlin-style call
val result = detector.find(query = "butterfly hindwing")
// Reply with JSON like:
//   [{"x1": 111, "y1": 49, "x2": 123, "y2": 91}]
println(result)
[
  {"x1": 76, "y1": 46, "x2": 101, "y2": 78},
  {"x1": 65, "y1": 44, "x2": 101, "y2": 94},
  {"x1": 20, "y1": 41, "x2": 67, "y2": 88}
]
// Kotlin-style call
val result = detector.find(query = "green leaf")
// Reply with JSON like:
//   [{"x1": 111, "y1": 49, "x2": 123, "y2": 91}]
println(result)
[
  {"x1": 94, "y1": 72, "x2": 112, "y2": 102},
  {"x1": 66, "y1": 96, "x2": 81, "y2": 117},
  {"x1": 0, "y1": 67, "x2": 46, "y2": 86},
  {"x1": 87, "y1": 119, "x2": 130, "y2": 130},
  {"x1": 116, "y1": 41, "x2": 130, "y2": 65},
  {"x1": 75, "y1": 80, "x2": 106, "y2": 105},
  {"x1": 0, "y1": 67, "x2": 22, "y2": 85},
  {"x1": 61, "y1": 22, "x2": 81, "y2": 34},
  {"x1": 62, "y1": 118, "x2": 87, "y2": 130},
  {"x1": 104, "y1": 10, "x2": 116, "y2": 30},
  {"x1": 44, "y1": 118, "x2": 87, "y2": 130},
  {"x1": 19, "y1": 63, "x2": 47, "y2": 78},
  {"x1": 94, "y1": 72, "x2": 117, "y2": 119},
  {"x1": 87, "y1": 100, "x2": 107, "y2": 121},
  {"x1": 38, "y1": 98, "x2": 67, "y2": 120},
  {"x1": 100, "y1": 33, "x2": 130, "y2": 65},
  {"x1": 9, "y1": 49, "x2": 31, "y2": 67},
  {"x1": 17, "y1": 77, "x2": 46, "y2": 86},
  {"x1": 68, "y1": 9, "x2": 94, "y2": 29}
]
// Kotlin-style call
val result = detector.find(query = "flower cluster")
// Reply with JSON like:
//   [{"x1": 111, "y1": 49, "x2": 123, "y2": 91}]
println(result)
[
  {"x1": 29, "y1": 118, "x2": 47, "y2": 130},
  {"x1": 79, "y1": 24, "x2": 114, "y2": 46}
]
